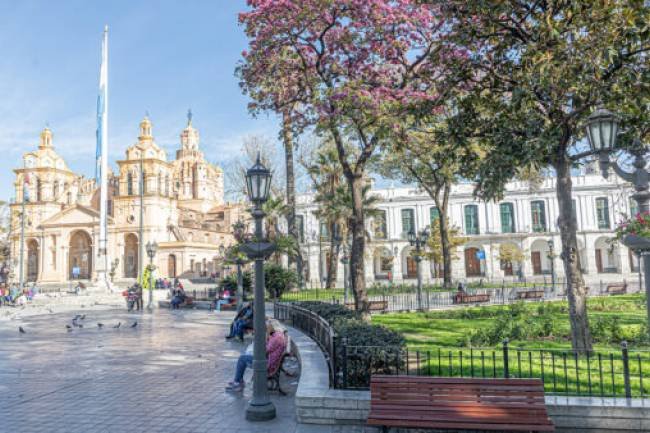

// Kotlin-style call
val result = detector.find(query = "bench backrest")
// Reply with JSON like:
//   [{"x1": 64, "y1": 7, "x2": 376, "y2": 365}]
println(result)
[{"x1": 371, "y1": 375, "x2": 546, "y2": 409}]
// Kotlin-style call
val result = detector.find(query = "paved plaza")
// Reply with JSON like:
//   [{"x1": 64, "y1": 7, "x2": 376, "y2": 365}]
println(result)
[{"x1": 0, "y1": 306, "x2": 377, "y2": 433}]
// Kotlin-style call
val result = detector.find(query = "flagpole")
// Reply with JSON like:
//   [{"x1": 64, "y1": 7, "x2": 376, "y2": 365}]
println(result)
[
  {"x1": 18, "y1": 173, "x2": 26, "y2": 290},
  {"x1": 97, "y1": 25, "x2": 110, "y2": 291}
]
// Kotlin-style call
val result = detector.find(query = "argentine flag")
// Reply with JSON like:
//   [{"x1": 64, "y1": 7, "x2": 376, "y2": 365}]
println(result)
[{"x1": 95, "y1": 26, "x2": 108, "y2": 184}]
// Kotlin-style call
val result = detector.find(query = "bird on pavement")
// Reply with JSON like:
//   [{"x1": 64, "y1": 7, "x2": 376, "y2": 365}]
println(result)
[
  {"x1": 77, "y1": 324, "x2": 83, "y2": 329},
  {"x1": 130, "y1": 321, "x2": 138, "y2": 328},
  {"x1": 80, "y1": 314, "x2": 86, "y2": 320},
  {"x1": 18, "y1": 327, "x2": 26, "y2": 334},
  {"x1": 66, "y1": 324, "x2": 72, "y2": 330},
  {"x1": 97, "y1": 323, "x2": 104, "y2": 329},
  {"x1": 113, "y1": 322, "x2": 121, "y2": 329}
]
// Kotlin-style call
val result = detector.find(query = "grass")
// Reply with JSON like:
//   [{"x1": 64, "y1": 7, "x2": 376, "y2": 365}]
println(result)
[
  {"x1": 369, "y1": 295, "x2": 650, "y2": 397},
  {"x1": 372, "y1": 295, "x2": 648, "y2": 350}
]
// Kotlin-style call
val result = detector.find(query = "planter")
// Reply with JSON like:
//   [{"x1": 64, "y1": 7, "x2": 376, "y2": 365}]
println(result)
[{"x1": 621, "y1": 234, "x2": 650, "y2": 252}]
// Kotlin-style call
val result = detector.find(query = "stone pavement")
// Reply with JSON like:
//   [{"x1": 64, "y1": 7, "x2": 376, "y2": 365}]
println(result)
[{"x1": 0, "y1": 307, "x2": 380, "y2": 433}]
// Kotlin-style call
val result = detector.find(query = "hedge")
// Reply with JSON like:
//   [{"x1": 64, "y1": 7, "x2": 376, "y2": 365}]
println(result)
[{"x1": 295, "y1": 301, "x2": 405, "y2": 388}]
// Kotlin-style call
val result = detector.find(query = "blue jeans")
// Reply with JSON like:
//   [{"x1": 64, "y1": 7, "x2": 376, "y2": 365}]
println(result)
[
  {"x1": 232, "y1": 319, "x2": 251, "y2": 339},
  {"x1": 234, "y1": 354, "x2": 253, "y2": 383}
]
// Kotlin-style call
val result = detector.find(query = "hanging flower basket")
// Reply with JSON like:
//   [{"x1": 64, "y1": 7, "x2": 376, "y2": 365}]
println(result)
[
  {"x1": 621, "y1": 234, "x2": 650, "y2": 252},
  {"x1": 616, "y1": 212, "x2": 650, "y2": 252}
]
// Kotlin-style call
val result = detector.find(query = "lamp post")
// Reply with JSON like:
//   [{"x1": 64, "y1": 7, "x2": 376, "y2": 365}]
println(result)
[
  {"x1": 340, "y1": 242, "x2": 350, "y2": 306},
  {"x1": 408, "y1": 228, "x2": 429, "y2": 311},
  {"x1": 547, "y1": 240, "x2": 556, "y2": 293},
  {"x1": 145, "y1": 241, "x2": 157, "y2": 310},
  {"x1": 239, "y1": 155, "x2": 276, "y2": 421},
  {"x1": 584, "y1": 108, "x2": 650, "y2": 337}
]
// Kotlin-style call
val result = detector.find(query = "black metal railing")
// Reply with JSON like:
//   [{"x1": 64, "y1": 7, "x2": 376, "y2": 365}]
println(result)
[
  {"x1": 274, "y1": 302, "x2": 337, "y2": 384},
  {"x1": 280, "y1": 279, "x2": 639, "y2": 314},
  {"x1": 338, "y1": 340, "x2": 650, "y2": 398}
]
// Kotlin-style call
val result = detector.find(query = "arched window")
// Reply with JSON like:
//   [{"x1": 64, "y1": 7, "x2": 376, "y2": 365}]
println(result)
[
  {"x1": 36, "y1": 178, "x2": 42, "y2": 202},
  {"x1": 127, "y1": 172, "x2": 133, "y2": 195}
]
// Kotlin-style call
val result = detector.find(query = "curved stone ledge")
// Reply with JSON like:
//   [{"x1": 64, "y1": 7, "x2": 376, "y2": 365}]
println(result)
[{"x1": 288, "y1": 325, "x2": 650, "y2": 431}]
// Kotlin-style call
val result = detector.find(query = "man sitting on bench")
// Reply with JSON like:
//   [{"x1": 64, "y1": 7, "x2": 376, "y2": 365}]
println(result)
[
  {"x1": 214, "y1": 288, "x2": 233, "y2": 311},
  {"x1": 226, "y1": 302, "x2": 254, "y2": 341}
]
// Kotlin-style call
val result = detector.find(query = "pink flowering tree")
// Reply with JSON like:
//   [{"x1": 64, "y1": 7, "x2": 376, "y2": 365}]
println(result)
[{"x1": 237, "y1": 0, "x2": 449, "y2": 314}]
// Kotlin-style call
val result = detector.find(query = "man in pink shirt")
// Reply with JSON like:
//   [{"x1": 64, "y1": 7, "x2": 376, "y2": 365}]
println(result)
[{"x1": 226, "y1": 320, "x2": 286, "y2": 392}]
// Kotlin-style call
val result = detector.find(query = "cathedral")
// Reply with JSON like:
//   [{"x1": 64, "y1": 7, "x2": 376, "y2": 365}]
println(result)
[{"x1": 10, "y1": 114, "x2": 243, "y2": 286}]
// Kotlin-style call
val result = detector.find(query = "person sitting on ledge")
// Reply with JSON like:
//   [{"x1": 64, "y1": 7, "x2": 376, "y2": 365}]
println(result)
[
  {"x1": 226, "y1": 320, "x2": 286, "y2": 392},
  {"x1": 225, "y1": 302, "x2": 253, "y2": 341},
  {"x1": 170, "y1": 285, "x2": 186, "y2": 309}
]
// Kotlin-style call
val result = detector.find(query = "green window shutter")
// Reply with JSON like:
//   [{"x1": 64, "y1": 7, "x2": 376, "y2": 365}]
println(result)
[
  {"x1": 401, "y1": 209, "x2": 414, "y2": 237},
  {"x1": 500, "y1": 203, "x2": 514, "y2": 233},
  {"x1": 465, "y1": 205, "x2": 479, "y2": 235},
  {"x1": 596, "y1": 198, "x2": 610, "y2": 229},
  {"x1": 531, "y1": 201, "x2": 546, "y2": 232},
  {"x1": 430, "y1": 207, "x2": 440, "y2": 225}
]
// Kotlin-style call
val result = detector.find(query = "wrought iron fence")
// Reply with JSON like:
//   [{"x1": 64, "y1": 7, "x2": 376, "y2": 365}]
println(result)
[
  {"x1": 280, "y1": 279, "x2": 640, "y2": 313},
  {"x1": 338, "y1": 340, "x2": 650, "y2": 398},
  {"x1": 274, "y1": 302, "x2": 336, "y2": 384}
]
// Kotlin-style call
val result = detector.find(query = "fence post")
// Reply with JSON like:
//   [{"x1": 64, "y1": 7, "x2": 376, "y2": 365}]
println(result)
[
  {"x1": 503, "y1": 339, "x2": 510, "y2": 378},
  {"x1": 342, "y1": 337, "x2": 349, "y2": 389},
  {"x1": 622, "y1": 341, "x2": 632, "y2": 399}
]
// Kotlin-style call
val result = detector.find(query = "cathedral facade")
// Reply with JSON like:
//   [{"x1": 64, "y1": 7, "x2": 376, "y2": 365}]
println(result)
[{"x1": 10, "y1": 115, "x2": 243, "y2": 286}]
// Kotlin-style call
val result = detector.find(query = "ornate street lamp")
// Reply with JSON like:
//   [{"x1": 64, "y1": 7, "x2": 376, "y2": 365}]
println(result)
[
  {"x1": 239, "y1": 155, "x2": 276, "y2": 421},
  {"x1": 408, "y1": 228, "x2": 430, "y2": 311},
  {"x1": 145, "y1": 241, "x2": 158, "y2": 310},
  {"x1": 584, "y1": 109, "x2": 650, "y2": 337},
  {"x1": 547, "y1": 240, "x2": 556, "y2": 292}
]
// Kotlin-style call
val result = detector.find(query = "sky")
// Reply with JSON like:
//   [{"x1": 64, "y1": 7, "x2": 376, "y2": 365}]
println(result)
[{"x1": 0, "y1": 0, "x2": 281, "y2": 202}]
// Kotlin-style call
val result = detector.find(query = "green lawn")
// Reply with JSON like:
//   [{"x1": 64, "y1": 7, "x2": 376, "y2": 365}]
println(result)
[
  {"x1": 370, "y1": 295, "x2": 650, "y2": 397},
  {"x1": 372, "y1": 295, "x2": 648, "y2": 350}
]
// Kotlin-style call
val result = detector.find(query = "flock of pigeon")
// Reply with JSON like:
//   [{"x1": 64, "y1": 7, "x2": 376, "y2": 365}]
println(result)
[{"x1": 18, "y1": 314, "x2": 137, "y2": 334}]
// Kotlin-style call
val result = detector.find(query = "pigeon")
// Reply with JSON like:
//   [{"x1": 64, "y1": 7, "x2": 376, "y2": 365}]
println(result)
[
  {"x1": 73, "y1": 314, "x2": 81, "y2": 320},
  {"x1": 113, "y1": 322, "x2": 121, "y2": 329},
  {"x1": 77, "y1": 324, "x2": 83, "y2": 329},
  {"x1": 18, "y1": 327, "x2": 26, "y2": 334},
  {"x1": 80, "y1": 314, "x2": 85, "y2": 320},
  {"x1": 97, "y1": 323, "x2": 104, "y2": 329},
  {"x1": 66, "y1": 324, "x2": 72, "y2": 330},
  {"x1": 130, "y1": 321, "x2": 138, "y2": 328}
]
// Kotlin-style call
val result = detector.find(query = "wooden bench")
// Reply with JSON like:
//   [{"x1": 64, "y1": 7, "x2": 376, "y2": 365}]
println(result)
[
  {"x1": 605, "y1": 282, "x2": 627, "y2": 295},
  {"x1": 368, "y1": 375, "x2": 555, "y2": 432},
  {"x1": 345, "y1": 300, "x2": 388, "y2": 312},
  {"x1": 453, "y1": 293, "x2": 490, "y2": 304},
  {"x1": 515, "y1": 290, "x2": 545, "y2": 300}
]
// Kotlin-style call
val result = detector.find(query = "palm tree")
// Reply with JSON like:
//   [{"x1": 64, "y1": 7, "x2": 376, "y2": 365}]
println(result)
[{"x1": 308, "y1": 146, "x2": 380, "y2": 288}]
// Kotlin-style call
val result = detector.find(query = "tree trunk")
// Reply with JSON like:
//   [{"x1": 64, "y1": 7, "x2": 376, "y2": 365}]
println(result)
[
  {"x1": 326, "y1": 221, "x2": 339, "y2": 289},
  {"x1": 282, "y1": 111, "x2": 304, "y2": 286},
  {"x1": 439, "y1": 185, "x2": 453, "y2": 289},
  {"x1": 349, "y1": 176, "x2": 369, "y2": 317},
  {"x1": 555, "y1": 157, "x2": 592, "y2": 353}
]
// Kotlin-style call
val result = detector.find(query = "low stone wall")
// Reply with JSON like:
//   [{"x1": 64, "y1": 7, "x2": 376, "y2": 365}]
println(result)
[{"x1": 289, "y1": 325, "x2": 650, "y2": 432}]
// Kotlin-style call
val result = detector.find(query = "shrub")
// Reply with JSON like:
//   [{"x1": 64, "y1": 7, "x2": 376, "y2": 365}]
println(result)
[
  {"x1": 219, "y1": 271, "x2": 252, "y2": 293},
  {"x1": 264, "y1": 264, "x2": 298, "y2": 299},
  {"x1": 294, "y1": 301, "x2": 405, "y2": 388}
]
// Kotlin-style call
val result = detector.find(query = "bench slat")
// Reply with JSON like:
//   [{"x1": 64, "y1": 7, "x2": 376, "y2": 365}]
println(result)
[{"x1": 368, "y1": 375, "x2": 554, "y2": 432}]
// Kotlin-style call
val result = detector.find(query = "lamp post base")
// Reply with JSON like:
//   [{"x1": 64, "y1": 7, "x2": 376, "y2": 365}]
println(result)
[{"x1": 245, "y1": 401, "x2": 276, "y2": 421}]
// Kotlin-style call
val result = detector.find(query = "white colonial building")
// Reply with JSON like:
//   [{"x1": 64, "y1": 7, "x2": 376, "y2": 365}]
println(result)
[{"x1": 296, "y1": 169, "x2": 638, "y2": 287}]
